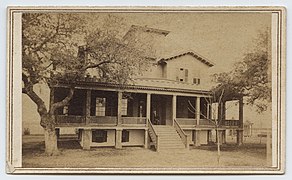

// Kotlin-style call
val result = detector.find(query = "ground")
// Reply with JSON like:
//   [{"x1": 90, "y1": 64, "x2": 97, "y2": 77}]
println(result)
[{"x1": 22, "y1": 135, "x2": 269, "y2": 168}]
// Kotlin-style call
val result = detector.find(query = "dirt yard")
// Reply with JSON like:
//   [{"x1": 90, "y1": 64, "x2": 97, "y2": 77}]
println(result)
[{"x1": 22, "y1": 135, "x2": 268, "y2": 168}]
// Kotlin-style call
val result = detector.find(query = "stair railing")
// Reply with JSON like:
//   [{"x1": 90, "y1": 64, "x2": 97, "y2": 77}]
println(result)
[
  {"x1": 147, "y1": 119, "x2": 159, "y2": 151},
  {"x1": 173, "y1": 119, "x2": 189, "y2": 148}
]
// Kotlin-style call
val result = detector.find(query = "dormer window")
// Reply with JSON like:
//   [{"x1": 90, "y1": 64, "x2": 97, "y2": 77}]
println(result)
[
  {"x1": 178, "y1": 68, "x2": 188, "y2": 83},
  {"x1": 193, "y1": 78, "x2": 200, "y2": 85}
]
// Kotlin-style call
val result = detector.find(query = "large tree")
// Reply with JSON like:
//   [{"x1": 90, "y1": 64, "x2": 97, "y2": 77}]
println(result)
[
  {"x1": 213, "y1": 29, "x2": 271, "y2": 112},
  {"x1": 22, "y1": 13, "x2": 153, "y2": 155}
]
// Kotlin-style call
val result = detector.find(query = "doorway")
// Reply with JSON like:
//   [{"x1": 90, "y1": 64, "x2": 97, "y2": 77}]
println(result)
[{"x1": 150, "y1": 94, "x2": 172, "y2": 125}]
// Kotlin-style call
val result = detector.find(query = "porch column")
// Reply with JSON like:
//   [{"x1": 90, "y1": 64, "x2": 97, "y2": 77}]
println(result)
[
  {"x1": 85, "y1": 89, "x2": 91, "y2": 124},
  {"x1": 117, "y1": 91, "x2": 123, "y2": 125},
  {"x1": 237, "y1": 97, "x2": 244, "y2": 145},
  {"x1": 222, "y1": 130, "x2": 226, "y2": 144},
  {"x1": 146, "y1": 93, "x2": 151, "y2": 121},
  {"x1": 172, "y1": 95, "x2": 177, "y2": 125},
  {"x1": 238, "y1": 97, "x2": 244, "y2": 128},
  {"x1": 207, "y1": 130, "x2": 212, "y2": 144},
  {"x1": 221, "y1": 101, "x2": 226, "y2": 126},
  {"x1": 115, "y1": 129, "x2": 122, "y2": 149},
  {"x1": 206, "y1": 103, "x2": 210, "y2": 119},
  {"x1": 194, "y1": 130, "x2": 201, "y2": 146},
  {"x1": 144, "y1": 129, "x2": 148, "y2": 148},
  {"x1": 82, "y1": 129, "x2": 91, "y2": 150},
  {"x1": 196, "y1": 97, "x2": 200, "y2": 125},
  {"x1": 216, "y1": 130, "x2": 224, "y2": 145},
  {"x1": 145, "y1": 93, "x2": 151, "y2": 148}
]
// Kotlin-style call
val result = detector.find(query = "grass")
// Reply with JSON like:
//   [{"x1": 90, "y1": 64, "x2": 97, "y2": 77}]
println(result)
[{"x1": 22, "y1": 135, "x2": 269, "y2": 168}]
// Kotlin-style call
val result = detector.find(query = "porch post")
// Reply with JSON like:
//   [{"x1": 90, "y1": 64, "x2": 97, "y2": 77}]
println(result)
[
  {"x1": 206, "y1": 103, "x2": 210, "y2": 119},
  {"x1": 144, "y1": 129, "x2": 148, "y2": 148},
  {"x1": 222, "y1": 101, "x2": 226, "y2": 126},
  {"x1": 115, "y1": 128, "x2": 122, "y2": 149},
  {"x1": 146, "y1": 93, "x2": 151, "y2": 121},
  {"x1": 82, "y1": 129, "x2": 91, "y2": 150},
  {"x1": 117, "y1": 91, "x2": 123, "y2": 125},
  {"x1": 172, "y1": 95, "x2": 177, "y2": 125},
  {"x1": 194, "y1": 130, "x2": 201, "y2": 146},
  {"x1": 145, "y1": 93, "x2": 151, "y2": 148},
  {"x1": 222, "y1": 130, "x2": 226, "y2": 144},
  {"x1": 196, "y1": 97, "x2": 200, "y2": 125},
  {"x1": 237, "y1": 97, "x2": 244, "y2": 145},
  {"x1": 85, "y1": 89, "x2": 91, "y2": 124}
]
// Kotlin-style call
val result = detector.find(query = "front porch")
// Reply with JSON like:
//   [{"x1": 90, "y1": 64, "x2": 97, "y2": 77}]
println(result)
[{"x1": 52, "y1": 87, "x2": 244, "y2": 150}]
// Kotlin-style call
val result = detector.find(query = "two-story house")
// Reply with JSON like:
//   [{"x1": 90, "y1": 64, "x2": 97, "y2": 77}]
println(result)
[{"x1": 52, "y1": 25, "x2": 244, "y2": 151}]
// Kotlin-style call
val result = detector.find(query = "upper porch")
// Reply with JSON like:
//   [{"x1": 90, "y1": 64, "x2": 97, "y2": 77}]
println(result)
[{"x1": 52, "y1": 82, "x2": 243, "y2": 130}]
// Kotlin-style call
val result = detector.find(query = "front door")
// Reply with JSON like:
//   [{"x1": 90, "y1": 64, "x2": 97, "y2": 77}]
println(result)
[{"x1": 151, "y1": 95, "x2": 168, "y2": 125}]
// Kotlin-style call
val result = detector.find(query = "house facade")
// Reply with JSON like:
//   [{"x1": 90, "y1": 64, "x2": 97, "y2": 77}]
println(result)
[{"x1": 52, "y1": 26, "x2": 244, "y2": 151}]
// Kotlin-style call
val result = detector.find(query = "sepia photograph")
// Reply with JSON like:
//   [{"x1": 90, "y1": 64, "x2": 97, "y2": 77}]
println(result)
[{"x1": 7, "y1": 7, "x2": 285, "y2": 174}]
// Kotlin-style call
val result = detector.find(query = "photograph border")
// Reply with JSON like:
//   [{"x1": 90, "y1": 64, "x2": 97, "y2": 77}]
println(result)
[{"x1": 6, "y1": 6, "x2": 286, "y2": 174}]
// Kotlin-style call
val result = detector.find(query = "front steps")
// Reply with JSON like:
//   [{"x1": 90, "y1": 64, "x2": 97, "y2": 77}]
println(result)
[{"x1": 151, "y1": 125, "x2": 186, "y2": 151}]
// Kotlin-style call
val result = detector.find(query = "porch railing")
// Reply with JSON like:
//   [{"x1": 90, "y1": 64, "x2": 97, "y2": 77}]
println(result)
[
  {"x1": 176, "y1": 118, "x2": 197, "y2": 126},
  {"x1": 55, "y1": 115, "x2": 86, "y2": 124},
  {"x1": 147, "y1": 118, "x2": 159, "y2": 151},
  {"x1": 224, "y1": 120, "x2": 239, "y2": 126},
  {"x1": 173, "y1": 119, "x2": 189, "y2": 148},
  {"x1": 199, "y1": 119, "x2": 215, "y2": 126},
  {"x1": 88, "y1": 116, "x2": 117, "y2": 125},
  {"x1": 121, "y1": 117, "x2": 147, "y2": 125}
]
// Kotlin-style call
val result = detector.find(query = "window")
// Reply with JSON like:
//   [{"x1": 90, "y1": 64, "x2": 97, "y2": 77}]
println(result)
[
  {"x1": 92, "y1": 130, "x2": 107, "y2": 143},
  {"x1": 178, "y1": 68, "x2": 188, "y2": 82},
  {"x1": 193, "y1": 78, "x2": 201, "y2": 85},
  {"x1": 95, "y1": 98, "x2": 106, "y2": 116},
  {"x1": 121, "y1": 98, "x2": 128, "y2": 116},
  {"x1": 122, "y1": 130, "x2": 130, "y2": 142},
  {"x1": 185, "y1": 69, "x2": 188, "y2": 82}
]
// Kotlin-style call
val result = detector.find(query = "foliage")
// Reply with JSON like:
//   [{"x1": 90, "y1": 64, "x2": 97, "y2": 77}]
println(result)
[
  {"x1": 22, "y1": 13, "x2": 85, "y2": 85},
  {"x1": 22, "y1": 13, "x2": 155, "y2": 154},
  {"x1": 213, "y1": 29, "x2": 271, "y2": 112},
  {"x1": 23, "y1": 128, "x2": 30, "y2": 135}
]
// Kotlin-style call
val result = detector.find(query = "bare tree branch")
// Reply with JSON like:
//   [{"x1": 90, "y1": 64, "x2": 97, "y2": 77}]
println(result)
[
  {"x1": 49, "y1": 87, "x2": 74, "y2": 115},
  {"x1": 22, "y1": 73, "x2": 48, "y2": 116}
]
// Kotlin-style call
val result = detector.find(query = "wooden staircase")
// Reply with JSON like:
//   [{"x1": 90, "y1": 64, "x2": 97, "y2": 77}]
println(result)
[{"x1": 149, "y1": 125, "x2": 186, "y2": 151}]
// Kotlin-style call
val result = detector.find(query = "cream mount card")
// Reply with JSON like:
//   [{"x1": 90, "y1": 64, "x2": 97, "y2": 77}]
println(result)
[{"x1": 7, "y1": 6, "x2": 286, "y2": 174}]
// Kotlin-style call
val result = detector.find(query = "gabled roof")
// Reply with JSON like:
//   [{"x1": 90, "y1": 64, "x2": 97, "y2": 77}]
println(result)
[{"x1": 158, "y1": 50, "x2": 215, "y2": 67}]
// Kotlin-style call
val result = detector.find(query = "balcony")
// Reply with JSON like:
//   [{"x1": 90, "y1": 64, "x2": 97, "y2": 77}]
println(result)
[
  {"x1": 176, "y1": 118, "x2": 197, "y2": 126},
  {"x1": 88, "y1": 116, "x2": 117, "y2": 125},
  {"x1": 176, "y1": 118, "x2": 239, "y2": 128},
  {"x1": 121, "y1": 117, "x2": 147, "y2": 126},
  {"x1": 55, "y1": 115, "x2": 147, "y2": 127},
  {"x1": 55, "y1": 115, "x2": 85, "y2": 125},
  {"x1": 224, "y1": 119, "x2": 239, "y2": 127}
]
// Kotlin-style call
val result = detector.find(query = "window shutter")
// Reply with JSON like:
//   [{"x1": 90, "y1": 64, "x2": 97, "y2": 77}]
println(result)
[{"x1": 185, "y1": 69, "x2": 188, "y2": 83}]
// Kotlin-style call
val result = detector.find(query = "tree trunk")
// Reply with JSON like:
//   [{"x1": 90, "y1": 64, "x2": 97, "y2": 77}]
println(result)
[
  {"x1": 44, "y1": 127, "x2": 59, "y2": 155},
  {"x1": 216, "y1": 128, "x2": 221, "y2": 165},
  {"x1": 41, "y1": 115, "x2": 59, "y2": 156}
]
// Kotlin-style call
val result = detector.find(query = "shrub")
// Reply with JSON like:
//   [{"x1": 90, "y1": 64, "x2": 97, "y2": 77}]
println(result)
[{"x1": 23, "y1": 128, "x2": 30, "y2": 135}]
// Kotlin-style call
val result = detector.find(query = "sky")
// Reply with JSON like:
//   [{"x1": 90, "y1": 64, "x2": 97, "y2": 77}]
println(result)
[{"x1": 92, "y1": 12, "x2": 271, "y2": 73}]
